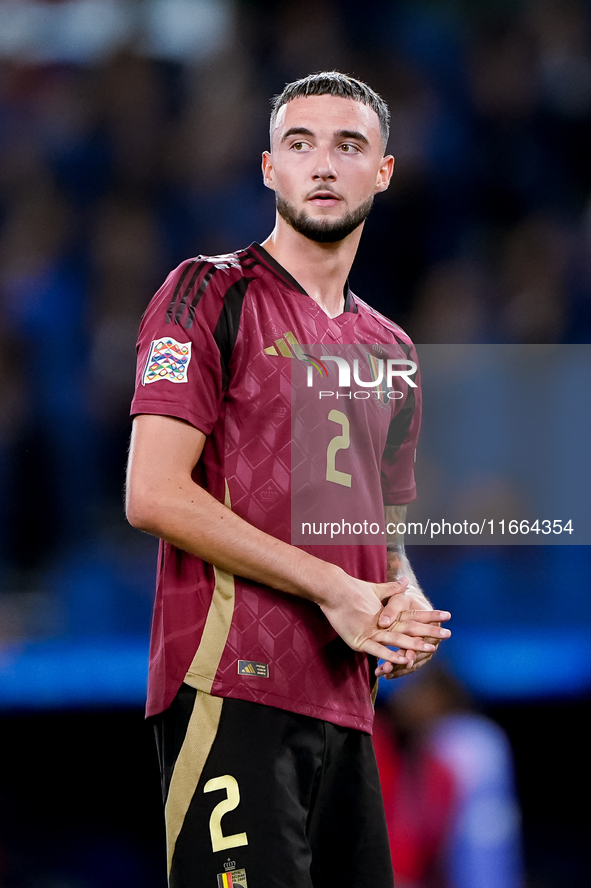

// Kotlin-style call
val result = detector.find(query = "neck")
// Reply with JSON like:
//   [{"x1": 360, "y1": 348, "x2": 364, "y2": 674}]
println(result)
[{"x1": 261, "y1": 217, "x2": 362, "y2": 318}]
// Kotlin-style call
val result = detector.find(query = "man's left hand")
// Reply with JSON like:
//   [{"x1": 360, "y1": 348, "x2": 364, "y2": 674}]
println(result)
[{"x1": 374, "y1": 584, "x2": 450, "y2": 679}]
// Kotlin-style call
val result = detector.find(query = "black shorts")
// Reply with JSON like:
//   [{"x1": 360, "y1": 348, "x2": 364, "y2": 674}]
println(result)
[{"x1": 152, "y1": 683, "x2": 394, "y2": 888}]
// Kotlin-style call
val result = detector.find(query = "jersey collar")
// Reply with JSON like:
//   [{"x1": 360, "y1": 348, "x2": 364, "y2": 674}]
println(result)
[{"x1": 248, "y1": 243, "x2": 358, "y2": 314}]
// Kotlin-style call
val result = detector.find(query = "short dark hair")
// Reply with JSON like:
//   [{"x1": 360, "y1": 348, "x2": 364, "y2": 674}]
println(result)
[{"x1": 270, "y1": 71, "x2": 390, "y2": 150}]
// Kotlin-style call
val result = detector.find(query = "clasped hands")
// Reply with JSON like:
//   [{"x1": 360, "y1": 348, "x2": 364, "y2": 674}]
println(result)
[{"x1": 373, "y1": 577, "x2": 451, "y2": 680}]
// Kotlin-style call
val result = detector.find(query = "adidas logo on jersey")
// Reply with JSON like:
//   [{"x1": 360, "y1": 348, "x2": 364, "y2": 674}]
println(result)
[
  {"x1": 238, "y1": 660, "x2": 269, "y2": 678},
  {"x1": 263, "y1": 331, "x2": 307, "y2": 361}
]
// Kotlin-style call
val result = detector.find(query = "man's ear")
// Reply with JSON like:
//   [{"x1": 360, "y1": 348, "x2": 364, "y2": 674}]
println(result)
[
  {"x1": 262, "y1": 151, "x2": 276, "y2": 191},
  {"x1": 375, "y1": 154, "x2": 395, "y2": 193}
]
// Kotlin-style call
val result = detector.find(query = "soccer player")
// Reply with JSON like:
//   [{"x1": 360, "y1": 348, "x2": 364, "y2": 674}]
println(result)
[{"x1": 126, "y1": 72, "x2": 451, "y2": 888}]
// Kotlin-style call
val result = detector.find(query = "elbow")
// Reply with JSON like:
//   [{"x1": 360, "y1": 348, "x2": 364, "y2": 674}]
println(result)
[{"x1": 125, "y1": 484, "x2": 161, "y2": 535}]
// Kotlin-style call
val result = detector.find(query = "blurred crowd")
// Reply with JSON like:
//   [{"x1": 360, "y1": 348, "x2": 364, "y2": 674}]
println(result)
[
  {"x1": 0, "y1": 0, "x2": 590, "y2": 616},
  {"x1": 0, "y1": 2, "x2": 589, "y2": 886},
  {"x1": 1, "y1": 0, "x2": 591, "y2": 606}
]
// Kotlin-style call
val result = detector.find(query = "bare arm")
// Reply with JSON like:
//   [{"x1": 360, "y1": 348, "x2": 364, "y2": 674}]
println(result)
[
  {"x1": 385, "y1": 504, "x2": 430, "y2": 603},
  {"x1": 126, "y1": 414, "x2": 450, "y2": 669},
  {"x1": 375, "y1": 504, "x2": 450, "y2": 678}
]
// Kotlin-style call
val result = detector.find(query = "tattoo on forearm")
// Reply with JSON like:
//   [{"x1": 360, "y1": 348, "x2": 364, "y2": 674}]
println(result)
[
  {"x1": 386, "y1": 543, "x2": 404, "y2": 581},
  {"x1": 384, "y1": 505, "x2": 426, "y2": 596}
]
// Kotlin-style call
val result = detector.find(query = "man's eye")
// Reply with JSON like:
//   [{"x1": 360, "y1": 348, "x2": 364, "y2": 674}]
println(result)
[
  {"x1": 292, "y1": 141, "x2": 307, "y2": 150},
  {"x1": 341, "y1": 143, "x2": 359, "y2": 153}
]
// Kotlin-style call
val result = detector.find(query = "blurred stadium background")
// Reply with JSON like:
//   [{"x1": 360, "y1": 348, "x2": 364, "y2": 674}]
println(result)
[{"x1": 0, "y1": 0, "x2": 589, "y2": 885}]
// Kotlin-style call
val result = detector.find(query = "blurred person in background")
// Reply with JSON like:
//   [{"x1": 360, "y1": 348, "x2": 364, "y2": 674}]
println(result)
[{"x1": 374, "y1": 666, "x2": 524, "y2": 888}]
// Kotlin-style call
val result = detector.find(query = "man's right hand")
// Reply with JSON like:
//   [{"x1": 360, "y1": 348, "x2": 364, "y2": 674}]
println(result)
[{"x1": 318, "y1": 573, "x2": 451, "y2": 671}]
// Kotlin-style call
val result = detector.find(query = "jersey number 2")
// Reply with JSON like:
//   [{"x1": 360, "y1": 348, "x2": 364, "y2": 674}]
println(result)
[
  {"x1": 203, "y1": 775, "x2": 248, "y2": 853},
  {"x1": 326, "y1": 410, "x2": 351, "y2": 487}
]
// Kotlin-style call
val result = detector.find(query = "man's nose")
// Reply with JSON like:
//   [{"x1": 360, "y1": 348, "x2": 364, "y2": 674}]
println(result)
[{"x1": 312, "y1": 147, "x2": 336, "y2": 180}]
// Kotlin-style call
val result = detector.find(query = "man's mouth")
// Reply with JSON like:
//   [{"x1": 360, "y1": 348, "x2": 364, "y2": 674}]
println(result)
[{"x1": 308, "y1": 191, "x2": 342, "y2": 207}]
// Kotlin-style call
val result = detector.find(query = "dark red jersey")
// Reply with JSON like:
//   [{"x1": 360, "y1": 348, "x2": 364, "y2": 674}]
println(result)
[{"x1": 131, "y1": 244, "x2": 422, "y2": 732}]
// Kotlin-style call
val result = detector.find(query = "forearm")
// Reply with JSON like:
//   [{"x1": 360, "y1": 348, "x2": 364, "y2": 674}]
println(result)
[
  {"x1": 386, "y1": 544, "x2": 419, "y2": 585},
  {"x1": 129, "y1": 470, "x2": 342, "y2": 606},
  {"x1": 385, "y1": 504, "x2": 431, "y2": 606},
  {"x1": 126, "y1": 416, "x2": 449, "y2": 668}
]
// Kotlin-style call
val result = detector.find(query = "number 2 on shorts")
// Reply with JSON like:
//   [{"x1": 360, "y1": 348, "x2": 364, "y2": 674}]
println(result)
[{"x1": 204, "y1": 775, "x2": 249, "y2": 853}]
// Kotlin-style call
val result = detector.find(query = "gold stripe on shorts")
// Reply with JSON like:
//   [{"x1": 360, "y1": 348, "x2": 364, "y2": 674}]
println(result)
[{"x1": 164, "y1": 689, "x2": 224, "y2": 874}]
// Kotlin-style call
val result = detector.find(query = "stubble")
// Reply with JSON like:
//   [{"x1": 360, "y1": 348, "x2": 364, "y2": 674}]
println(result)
[{"x1": 275, "y1": 193, "x2": 374, "y2": 243}]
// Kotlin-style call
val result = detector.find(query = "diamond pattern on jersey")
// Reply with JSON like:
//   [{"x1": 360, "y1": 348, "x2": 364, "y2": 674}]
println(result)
[
  {"x1": 208, "y1": 274, "x2": 415, "y2": 727},
  {"x1": 138, "y1": 246, "x2": 420, "y2": 731},
  {"x1": 259, "y1": 605, "x2": 292, "y2": 639},
  {"x1": 252, "y1": 478, "x2": 283, "y2": 512},
  {"x1": 290, "y1": 342, "x2": 415, "y2": 546},
  {"x1": 240, "y1": 436, "x2": 273, "y2": 470}
]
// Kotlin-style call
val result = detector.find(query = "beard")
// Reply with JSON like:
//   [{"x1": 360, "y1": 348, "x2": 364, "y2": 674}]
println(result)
[{"x1": 275, "y1": 192, "x2": 374, "y2": 243}]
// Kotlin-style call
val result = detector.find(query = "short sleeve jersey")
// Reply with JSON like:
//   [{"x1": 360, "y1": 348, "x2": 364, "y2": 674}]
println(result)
[{"x1": 131, "y1": 244, "x2": 422, "y2": 733}]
